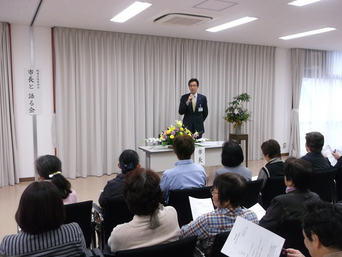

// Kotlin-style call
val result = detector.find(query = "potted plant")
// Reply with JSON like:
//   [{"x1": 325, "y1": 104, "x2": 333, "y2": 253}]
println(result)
[{"x1": 224, "y1": 93, "x2": 251, "y2": 134}]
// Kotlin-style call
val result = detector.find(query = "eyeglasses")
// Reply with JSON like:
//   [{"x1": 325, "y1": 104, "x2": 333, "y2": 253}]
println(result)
[{"x1": 210, "y1": 188, "x2": 218, "y2": 195}]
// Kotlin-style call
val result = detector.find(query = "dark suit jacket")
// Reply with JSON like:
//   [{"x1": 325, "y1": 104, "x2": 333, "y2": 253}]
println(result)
[{"x1": 178, "y1": 93, "x2": 208, "y2": 135}]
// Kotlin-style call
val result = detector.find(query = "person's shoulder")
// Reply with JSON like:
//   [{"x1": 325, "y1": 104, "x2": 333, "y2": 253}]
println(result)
[{"x1": 62, "y1": 222, "x2": 82, "y2": 231}]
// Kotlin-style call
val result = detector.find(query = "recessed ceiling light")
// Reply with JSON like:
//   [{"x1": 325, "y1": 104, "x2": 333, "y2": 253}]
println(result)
[
  {"x1": 288, "y1": 0, "x2": 321, "y2": 7},
  {"x1": 111, "y1": 1, "x2": 152, "y2": 23},
  {"x1": 206, "y1": 17, "x2": 258, "y2": 33},
  {"x1": 279, "y1": 27, "x2": 336, "y2": 40}
]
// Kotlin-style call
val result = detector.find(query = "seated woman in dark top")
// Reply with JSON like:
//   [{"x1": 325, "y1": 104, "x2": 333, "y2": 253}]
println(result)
[
  {"x1": 259, "y1": 157, "x2": 321, "y2": 232},
  {"x1": 0, "y1": 181, "x2": 87, "y2": 257},
  {"x1": 257, "y1": 139, "x2": 285, "y2": 188},
  {"x1": 99, "y1": 149, "x2": 140, "y2": 208}
]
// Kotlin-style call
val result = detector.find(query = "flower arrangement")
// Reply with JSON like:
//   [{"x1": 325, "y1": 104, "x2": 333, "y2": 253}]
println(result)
[
  {"x1": 144, "y1": 120, "x2": 199, "y2": 146},
  {"x1": 224, "y1": 93, "x2": 251, "y2": 129}
]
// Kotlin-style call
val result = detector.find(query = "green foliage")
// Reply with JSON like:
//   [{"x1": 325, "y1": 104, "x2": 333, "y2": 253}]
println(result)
[{"x1": 224, "y1": 93, "x2": 251, "y2": 128}]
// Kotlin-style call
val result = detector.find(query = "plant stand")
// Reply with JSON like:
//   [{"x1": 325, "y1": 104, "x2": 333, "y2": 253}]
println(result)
[{"x1": 229, "y1": 133, "x2": 248, "y2": 167}]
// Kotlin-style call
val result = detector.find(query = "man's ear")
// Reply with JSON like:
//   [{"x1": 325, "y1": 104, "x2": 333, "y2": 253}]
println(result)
[
  {"x1": 117, "y1": 163, "x2": 121, "y2": 169},
  {"x1": 136, "y1": 163, "x2": 141, "y2": 169},
  {"x1": 312, "y1": 233, "x2": 322, "y2": 250}
]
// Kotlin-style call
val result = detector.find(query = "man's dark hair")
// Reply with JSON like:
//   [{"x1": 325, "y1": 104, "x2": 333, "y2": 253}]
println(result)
[
  {"x1": 284, "y1": 157, "x2": 313, "y2": 190},
  {"x1": 305, "y1": 132, "x2": 324, "y2": 153},
  {"x1": 261, "y1": 139, "x2": 281, "y2": 159},
  {"x1": 188, "y1": 78, "x2": 199, "y2": 87},
  {"x1": 173, "y1": 135, "x2": 195, "y2": 160},
  {"x1": 213, "y1": 173, "x2": 247, "y2": 208},
  {"x1": 123, "y1": 168, "x2": 162, "y2": 216},
  {"x1": 302, "y1": 201, "x2": 342, "y2": 251},
  {"x1": 15, "y1": 181, "x2": 65, "y2": 234},
  {"x1": 221, "y1": 140, "x2": 244, "y2": 167}
]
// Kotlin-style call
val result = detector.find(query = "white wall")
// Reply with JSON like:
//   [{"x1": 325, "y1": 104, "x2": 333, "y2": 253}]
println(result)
[
  {"x1": 11, "y1": 25, "x2": 292, "y2": 178},
  {"x1": 11, "y1": 25, "x2": 55, "y2": 179}
]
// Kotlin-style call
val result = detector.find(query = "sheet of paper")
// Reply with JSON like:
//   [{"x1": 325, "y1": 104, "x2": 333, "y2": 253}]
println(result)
[
  {"x1": 188, "y1": 196, "x2": 214, "y2": 221},
  {"x1": 194, "y1": 147, "x2": 205, "y2": 165},
  {"x1": 249, "y1": 203, "x2": 266, "y2": 221},
  {"x1": 322, "y1": 145, "x2": 337, "y2": 166},
  {"x1": 221, "y1": 216, "x2": 285, "y2": 257}
]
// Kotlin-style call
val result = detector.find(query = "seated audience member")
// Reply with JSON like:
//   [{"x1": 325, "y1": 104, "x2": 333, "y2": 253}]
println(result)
[
  {"x1": 215, "y1": 140, "x2": 252, "y2": 181},
  {"x1": 301, "y1": 132, "x2": 332, "y2": 171},
  {"x1": 99, "y1": 149, "x2": 140, "y2": 208},
  {"x1": 257, "y1": 139, "x2": 285, "y2": 188},
  {"x1": 285, "y1": 201, "x2": 342, "y2": 257},
  {"x1": 160, "y1": 135, "x2": 207, "y2": 203},
  {"x1": 107, "y1": 168, "x2": 180, "y2": 252},
  {"x1": 180, "y1": 173, "x2": 258, "y2": 257},
  {"x1": 0, "y1": 181, "x2": 87, "y2": 257},
  {"x1": 259, "y1": 157, "x2": 321, "y2": 232},
  {"x1": 36, "y1": 154, "x2": 77, "y2": 204}
]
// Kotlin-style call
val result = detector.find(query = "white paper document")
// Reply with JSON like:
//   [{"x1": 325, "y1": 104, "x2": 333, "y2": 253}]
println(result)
[
  {"x1": 188, "y1": 196, "x2": 214, "y2": 221},
  {"x1": 322, "y1": 145, "x2": 337, "y2": 166},
  {"x1": 221, "y1": 216, "x2": 285, "y2": 257},
  {"x1": 249, "y1": 203, "x2": 266, "y2": 221},
  {"x1": 194, "y1": 147, "x2": 205, "y2": 165}
]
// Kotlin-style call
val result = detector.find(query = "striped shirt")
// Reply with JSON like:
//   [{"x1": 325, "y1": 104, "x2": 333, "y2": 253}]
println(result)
[
  {"x1": 180, "y1": 207, "x2": 259, "y2": 257},
  {"x1": 0, "y1": 222, "x2": 87, "y2": 257}
]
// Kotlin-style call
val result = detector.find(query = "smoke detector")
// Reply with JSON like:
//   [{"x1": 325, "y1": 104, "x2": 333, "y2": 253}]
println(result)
[{"x1": 154, "y1": 13, "x2": 213, "y2": 26}]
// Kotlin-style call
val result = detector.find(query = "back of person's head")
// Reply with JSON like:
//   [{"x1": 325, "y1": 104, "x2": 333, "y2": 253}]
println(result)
[
  {"x1": 15, "y1": 181, "x2": 65, "y2": 234},
  {"x1": 188, "y1": 78, "x2": 199, "y2": 87},
  {"x1": 173, "y1": 135, "x2": 195, "y2": 160},
  {"x1": 284, "y1": 157, "x2": 313, "y2": 190},
  {"x1": 119, "y1": 149, "x2": 140, "y2": 174},
  {"x1": 213, "y1": 173, "x2": 247, "y2": 208},
  {"x1": 35, "y1": 155, "x2": 72, "y2": 199},
  {"x1": 221, "y1": 140, "x2": 244, "y2": 167},
  {"x1": 305, "y1": 132, "x2": 324, "y2": 153},
  {"x1": 302, "y1": 201, "x2": 342, "y2": 251},
  {"x1": 261, "y1": 139, "x2": 281, "y2": 159},
  {"x1": 123, "y1": 168, "x2": 162, "y2": 216}
]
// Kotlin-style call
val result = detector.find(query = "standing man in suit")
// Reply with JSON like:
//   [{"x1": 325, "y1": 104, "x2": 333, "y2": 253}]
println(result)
[{"x1": 179, "y1": 78, "x2": 208, "y2": 138}]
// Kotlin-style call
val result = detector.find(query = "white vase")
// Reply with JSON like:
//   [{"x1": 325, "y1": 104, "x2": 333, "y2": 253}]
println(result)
[{"x1": 235, "y1": 125, "x2": 242, "y2": 134}]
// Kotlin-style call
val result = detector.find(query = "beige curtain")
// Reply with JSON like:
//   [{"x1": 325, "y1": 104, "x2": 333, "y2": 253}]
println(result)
[
  {"x1": 0, "y1": 22, "x2": 19, "y2": 187},
  {"x1": 53, "y1": 27, "x2": 275, "y2": 178}
]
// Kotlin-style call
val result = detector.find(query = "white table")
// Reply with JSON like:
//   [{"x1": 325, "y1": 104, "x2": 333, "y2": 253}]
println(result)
[{"x1": 138, "y1": 141, "x2": 224, "y2": 172}]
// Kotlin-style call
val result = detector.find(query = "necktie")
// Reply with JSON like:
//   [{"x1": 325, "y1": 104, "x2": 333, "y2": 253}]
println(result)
[{"x1": 192, "y1": 96, "x2": 196, "y2": 112}]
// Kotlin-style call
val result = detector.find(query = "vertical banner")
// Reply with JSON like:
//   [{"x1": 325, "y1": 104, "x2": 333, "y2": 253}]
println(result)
[
  {"x1": 25, "y1": 68, "x2": 42, "y2": 115},
  {"x1": 194, "y1": 147, "x2": 205, "y2": 165}
]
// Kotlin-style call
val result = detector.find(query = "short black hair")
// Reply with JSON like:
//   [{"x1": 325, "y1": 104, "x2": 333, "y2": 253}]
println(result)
[
  {"x1": 261, "y1": 139, "x2": 281, "y2": 159},
  {"x1": 119, "y1": 149, "x2": 140, "y2": 174},
  {"x1": 173, "y1": 135, "x2": 195, "y2": 160},
  {"x1": 302, "y1": 201, "x2": 342, "y2": 251},
  {"x1": 213, "y1": 173, "x2": 247, "y2": 208},
  {"x1": 305, "y1": 132, "x2": 324, "y2": 153},
  {"x1": 188, "y1": 78, "x2": 199, "y2": 87},
  {"x1": 284, "y1": 157, "x2": 313, "y2": 190},
  {"x1": 221, "y1": 140, "x2": 244, "y2": 167},
  {"x1": 123, "y1": 168, "x2": 162, "y2": 216},
  {"x1": 15, "y1": 181, "x2": 65, "y2": 234}
]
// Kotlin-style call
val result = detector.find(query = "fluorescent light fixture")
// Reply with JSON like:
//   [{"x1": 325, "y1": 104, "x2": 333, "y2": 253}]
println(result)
[
  {"x1": 288, "y1": 0, "x2": 321, "y2": 7},
  {"x1": 206, "y1": 17, "x2": 258, "y2": 33},
  {"x1": 111, "y1": 1, "x2": 152, "y2": 23},
  {"x1": 279, "y1": 27, "x2": 336, "y2": 40}
]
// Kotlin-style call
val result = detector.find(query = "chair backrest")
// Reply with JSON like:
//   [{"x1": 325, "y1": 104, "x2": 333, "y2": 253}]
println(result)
[
  {"x1": 209, "y1": 232, "x2": 230, "y2": 257},
  {"x1": 103, "y1": 197, "x2": 134, "y2": 243},
  {"x1": 64, "y1": 200, "x2": 93, "y2": 248},
  {"x1": 276, "y1": 218, "x2": 310, "y2": 257},
  {"x1": 309, "y1": 168, "x2": 338, "y2": 203},
  {"x1": 260, "y1": 176, "x2": 286, "y2": 209},
  {"x1": 167, "y1": 186, "x2": 213, "y2": 227},
  {"x1": 114, "y1": 236, "x2": 198, "y2": 257},
  {"x1": 242, "y1": 179, "x2": 263, "y2": 208},
  {"x1": 335, "y1": 167, "x2": 342, "y2": 202}
]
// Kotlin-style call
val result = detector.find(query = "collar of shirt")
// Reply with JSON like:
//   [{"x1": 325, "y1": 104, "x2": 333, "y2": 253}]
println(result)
[{"x1": 175, "y1": 159, "x2": 193, "y2": 166}]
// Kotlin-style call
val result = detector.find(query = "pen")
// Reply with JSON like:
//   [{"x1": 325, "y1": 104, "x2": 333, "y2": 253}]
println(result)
[{"x1": 334, "y1": 149, "x2": 336, "y2": 153}]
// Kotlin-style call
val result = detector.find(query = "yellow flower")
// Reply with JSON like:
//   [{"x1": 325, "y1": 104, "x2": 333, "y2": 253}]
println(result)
[
  {"x1": 176, "y1": 120, "x2": 182, "y2": 127},
  {"x1": 169, "y1": 125, "x2": 175, "y2": 131},
  {"x1": 170, "y1": 135, "x2": 174, "y2": 139},
  {"x1": 180, "y1": 132, "x2": 183, "y2": 135},
  {"x1": 180, "y1": 127, "x2": 184, "y2": 131},
  {"x1": 167, "y1": 130, "x2": 171, "y2": 134}
]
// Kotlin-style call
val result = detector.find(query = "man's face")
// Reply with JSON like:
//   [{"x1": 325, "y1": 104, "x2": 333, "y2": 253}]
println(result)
[
  {"x1": 303, "y1": 230, "x2": 316, "y2": 257},
  {"x1": 188, "y1": 81, "x2": 199, "y2": 94}
]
